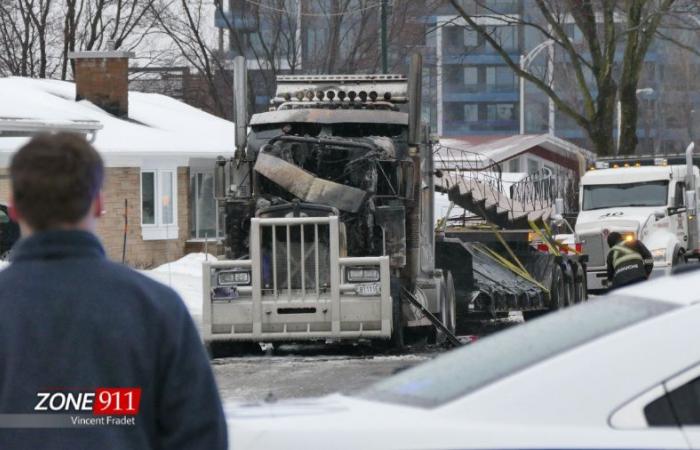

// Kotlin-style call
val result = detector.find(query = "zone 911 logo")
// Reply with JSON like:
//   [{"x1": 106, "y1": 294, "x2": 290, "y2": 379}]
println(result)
[{"x1": 34, "y1": 388, "x2": 142, "y2": 415}]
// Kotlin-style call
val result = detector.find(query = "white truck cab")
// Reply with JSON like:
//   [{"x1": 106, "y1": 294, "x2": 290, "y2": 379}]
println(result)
[{"x1": 576, "y1": 147, "x2": 700, "y2": 291}]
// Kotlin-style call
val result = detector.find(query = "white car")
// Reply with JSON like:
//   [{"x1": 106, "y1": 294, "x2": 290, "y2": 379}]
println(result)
[{"x1": 227, "y1": 269, "x2": 700, "y2": 450}]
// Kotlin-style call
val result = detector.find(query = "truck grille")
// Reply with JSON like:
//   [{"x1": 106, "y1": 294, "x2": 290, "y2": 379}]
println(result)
[
  {"x1": 581, "y1": 232, "x2": 606, "y2": 267},
  {"x1": 258, "y1": 222, "x2": 331, "y2": 297}
]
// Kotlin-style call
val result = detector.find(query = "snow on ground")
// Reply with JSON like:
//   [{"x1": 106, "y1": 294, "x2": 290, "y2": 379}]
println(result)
[{"x1": 142, "y1": 252, "x2": 216, "y2": 325}]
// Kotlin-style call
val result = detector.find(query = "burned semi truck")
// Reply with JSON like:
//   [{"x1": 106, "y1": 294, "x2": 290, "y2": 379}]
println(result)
[
  {"x1": 203, "y1": 55, "x2": 586, "y2": 353},
  {"x1": 203, "y1": 55, "x2": 451, "y2": 350}
]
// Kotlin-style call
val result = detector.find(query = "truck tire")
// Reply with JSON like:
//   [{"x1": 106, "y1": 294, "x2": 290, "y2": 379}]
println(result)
[
  {"x1": 524, "y1": 262, "x2": 564, "y2": 321},
  {"x1": 672, "y1": 246, "x2": 686, "y2": 267},
  {"x1": 548, "y1": 263, "x2": 565, "y2": 311},
  {"x1": 561, "y1": 262, "x2": 575, "y2": 307},
  {"x1": 573, "y1": 261, "x2": 587, "y2": 303},
  {"x1": 437, "y1": 272, "x2": 457, "y2": 343},
  {"x1": 208, "y1": 341, "x2": 262, "y2": 358},
  {"x1": 389, "y1": 279, "x2": 405, "y2": 350}
]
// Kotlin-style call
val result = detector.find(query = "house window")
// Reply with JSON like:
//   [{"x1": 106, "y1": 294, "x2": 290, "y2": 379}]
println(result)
[
  {"x1": 190, "y1": 170, "x2": 221, "y2": 240},
  {"x1": 527, "y1": 158, "x2": 540, "y2": 174},
  {"x1": 141, "y1": 169, "x2": 178, "y2": 240},
  {"x1": 508, "y1": 158, "x2": 520, "y2": 172},
  {"x1": 141, "y1": 172, "x2": 155, "y2": 225}
]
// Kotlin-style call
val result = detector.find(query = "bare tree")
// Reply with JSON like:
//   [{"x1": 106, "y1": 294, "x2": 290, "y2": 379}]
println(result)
[
  {"x1": 448, "y1": 0, "x2": 698, "y2": 156},
  {"x1": 0, "y1": 0, "x2": 157, "y2": 79}
]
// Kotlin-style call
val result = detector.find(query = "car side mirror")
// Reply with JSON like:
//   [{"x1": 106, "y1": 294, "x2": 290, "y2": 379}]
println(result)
[
  {"x1": 654, "y1": 210, "x2": 666, "y2": 220},
  {"x1": 668, "y1": 206, "x2": 688, "y2": 216}
]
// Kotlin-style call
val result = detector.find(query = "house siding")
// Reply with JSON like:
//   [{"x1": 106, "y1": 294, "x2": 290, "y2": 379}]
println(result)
[{"x1": 0, "y1": 166, "x2": 191, "y2": 269}]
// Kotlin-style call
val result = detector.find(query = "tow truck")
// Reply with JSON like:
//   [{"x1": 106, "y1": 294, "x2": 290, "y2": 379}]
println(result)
[{"x1": 576, "y1": 143, "x2": 699, "y2": 291}]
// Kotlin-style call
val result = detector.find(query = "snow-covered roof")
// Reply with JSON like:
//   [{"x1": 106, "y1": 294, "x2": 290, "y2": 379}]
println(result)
[
  {"x1": 0, "y1": 77, "x2": 235, "y2": 164},
  {"x1": 437, "y1": 134, "x2": 594, "y2": 171}
]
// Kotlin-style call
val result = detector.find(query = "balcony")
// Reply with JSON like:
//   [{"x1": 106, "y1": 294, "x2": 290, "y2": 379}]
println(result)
[
  {"x1": 214, "y1": 8, "x2": 257, "y2": 32},
  {"x1": 441, "y1": 52, "x2": 519, "y2": 65},
  {"x1": 441, "y1": 89, "x2": 518, "y2": 103},
  {"x1": 443, "y1": 119, "x2": 518, "y2": 135}
]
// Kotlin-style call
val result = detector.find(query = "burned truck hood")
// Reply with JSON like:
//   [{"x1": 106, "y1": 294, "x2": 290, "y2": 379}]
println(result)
[
  {"x1": 254, "y1": 151, "x2": 367, "y2": 213},
  {"x1": 250, "y1": 108, "x2": 408, "y2": 126}
]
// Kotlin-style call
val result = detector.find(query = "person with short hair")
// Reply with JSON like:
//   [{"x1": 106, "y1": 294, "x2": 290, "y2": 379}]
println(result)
[
  {"x1": 0, "y1": 133, "x2": 227, "y2": 449},
  {"x1": 606, "y1": 231, "x2": 654, "y2": 289}
]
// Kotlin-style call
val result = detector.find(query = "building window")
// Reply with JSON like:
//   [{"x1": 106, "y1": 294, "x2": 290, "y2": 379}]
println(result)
[
  {"x1": 497, "y1": 26, "x2": 517, "y2": 51},
  {"x1": 464, "y1": 66, "x2": 478, "y2": 86},
  {"x1": 141, "y1": 169, "x2": 178, "y2": 240},
  {"x1": 464, "y1": 104, "x2": 479, "y2": 122},
  {"x1": 487, "y1": 103, "x2": 515, "y2": 121},
  {"x1": 190, "y1": 170, "x2": 221, "y2": 240},
  {"x1": 486, "y1": 66, "x2": 516, "y2": 91},
  {"x1": 464, "y1": 28, "x2": 478, "y2": 47}
]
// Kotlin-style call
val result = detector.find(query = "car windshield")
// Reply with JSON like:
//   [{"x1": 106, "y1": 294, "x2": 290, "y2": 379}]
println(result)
[
  {"x1": 356, "y1": 296, "x2": 676, "y2": 408},
  {"x1": 582, "y1": 180, "x2": 669, "y2": 210}
]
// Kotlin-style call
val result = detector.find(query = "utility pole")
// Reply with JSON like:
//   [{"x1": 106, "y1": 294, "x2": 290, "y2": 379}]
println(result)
[{"x1": 381, "y1": 0, "x2": 388, "y2": 73}]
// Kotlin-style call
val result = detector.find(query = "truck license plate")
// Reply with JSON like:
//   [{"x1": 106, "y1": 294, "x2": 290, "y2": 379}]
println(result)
[{"x1": 356, "y1": 283, "x2": 380, "y2": 296}]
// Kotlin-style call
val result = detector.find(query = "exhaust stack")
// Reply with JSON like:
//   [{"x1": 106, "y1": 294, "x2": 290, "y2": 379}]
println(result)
[
  {"x1": 685, "y1": 142, "x2": 698, "y2": 254},
  {"x1": 407, "y1": 53, "x2": 422, "y2": 146},
  {"x1": 233, "y1": 56, "x2": 248, "y2": 160}
]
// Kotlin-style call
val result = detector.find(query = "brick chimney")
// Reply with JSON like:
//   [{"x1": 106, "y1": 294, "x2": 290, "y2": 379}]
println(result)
[{"x1": 68, "y1": 47, "x2": 134, "y2": 118}]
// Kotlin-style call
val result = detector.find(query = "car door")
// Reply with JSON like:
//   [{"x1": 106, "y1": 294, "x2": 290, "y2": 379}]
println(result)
[{"x1": 655, "y1": 364, "x2": 700, "y2": 449}]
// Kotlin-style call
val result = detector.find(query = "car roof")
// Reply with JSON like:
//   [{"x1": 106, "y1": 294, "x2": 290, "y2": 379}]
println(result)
[{"x1": 616, "y1": 268, "x2": 700, "y2": 306}]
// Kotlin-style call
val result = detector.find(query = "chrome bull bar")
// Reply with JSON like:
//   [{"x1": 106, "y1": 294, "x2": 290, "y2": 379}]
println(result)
[{"x1": 203, "y1": 216, "x2": 392, "y2": 341}]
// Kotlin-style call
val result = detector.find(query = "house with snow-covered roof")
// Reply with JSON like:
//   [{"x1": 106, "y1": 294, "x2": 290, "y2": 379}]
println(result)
[{"x1": 0, "y1": 50, "x2": 234, "y2": 267}]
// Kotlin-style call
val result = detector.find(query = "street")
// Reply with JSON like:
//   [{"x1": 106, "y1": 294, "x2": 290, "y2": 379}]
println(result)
[{"x1": 213, "y1": 314, "x2": 522, "y2": 404}]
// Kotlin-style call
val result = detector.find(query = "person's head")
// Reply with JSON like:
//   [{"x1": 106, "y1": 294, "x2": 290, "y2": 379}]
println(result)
[
  {"x1": 607, "y1": 231, "x2": 622, "y2": 248},
  {"x1": 9, "y1": 133, "x2": 104, "y2": 235}
]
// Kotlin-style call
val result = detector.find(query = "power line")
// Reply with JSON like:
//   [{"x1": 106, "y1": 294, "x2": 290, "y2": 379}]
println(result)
[{"x1": 240, "y1": 0, "x2": 383, "y2": 17}]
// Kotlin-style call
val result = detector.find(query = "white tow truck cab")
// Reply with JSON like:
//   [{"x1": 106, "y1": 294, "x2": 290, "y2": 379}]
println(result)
[{"x1": 575, "y1": 144, "x2": 700, "y2": 291}]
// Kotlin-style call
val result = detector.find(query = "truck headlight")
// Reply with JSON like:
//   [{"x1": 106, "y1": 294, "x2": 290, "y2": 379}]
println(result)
[
  {"x1": 621, "y1": 231, "x2": 636, "y2": 242},
  {"x1": 218, "y1": 270, "x2": 251, "y2": 285},
  {"x1": 346, "y1": 266, "x2": 380, "y2": 283},
  {"x1": 651, "y1": 248, "x2": 667, "y2": 262}
]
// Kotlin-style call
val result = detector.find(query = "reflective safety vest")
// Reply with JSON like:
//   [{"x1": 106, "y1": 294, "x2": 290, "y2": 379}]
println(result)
[{"x1": 611, "y1": 242, "x2": 643, "y2": 270}]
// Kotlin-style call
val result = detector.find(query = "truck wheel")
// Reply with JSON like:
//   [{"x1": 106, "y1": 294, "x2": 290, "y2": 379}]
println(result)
[
  {"x1": 561, "y1": 262, "x2": 575, "y2": 307},
  {"x1": 208, "y1": 341, "x2": 262, "y2": 358},
  {"x1": 389, "y1": 279, "x2": 405, "y2": 350},
  {"x1": 548, "y1": 263, "x2": 564, "y2": 311},
  {"x1": 672, "y1": 247, "x2": 686, "y2": 267},
  {"x1": 573, "y1": 261, "x2": 587, "y2": 303},
  {"x1": 437, "y1": 272, "x2": 457, "y2": 343}
]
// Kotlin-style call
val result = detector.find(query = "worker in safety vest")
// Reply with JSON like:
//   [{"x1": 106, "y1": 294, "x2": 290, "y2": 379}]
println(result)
[{"x1": 606, "y1": 231, "x2": 654, "y2": 289}]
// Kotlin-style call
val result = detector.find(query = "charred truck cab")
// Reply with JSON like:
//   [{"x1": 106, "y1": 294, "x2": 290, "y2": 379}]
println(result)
[{"x1": 203, "y1": 55, "x2": 450, "y2": 349}]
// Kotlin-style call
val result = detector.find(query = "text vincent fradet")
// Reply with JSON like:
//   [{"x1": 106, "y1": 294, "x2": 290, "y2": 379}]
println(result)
[{"x1": 71, "y1": 415, "x2": 136, "y2": 426}]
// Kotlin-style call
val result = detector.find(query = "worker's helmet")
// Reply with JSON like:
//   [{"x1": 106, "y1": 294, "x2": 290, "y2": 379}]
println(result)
[{"x1": 607, "y1": 231, "x2": 622, "y2": 247}]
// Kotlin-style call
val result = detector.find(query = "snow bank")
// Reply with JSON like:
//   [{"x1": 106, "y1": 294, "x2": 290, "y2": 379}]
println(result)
[{"x1": 142, "y1": 253, "x2": 216, "y2": 324}]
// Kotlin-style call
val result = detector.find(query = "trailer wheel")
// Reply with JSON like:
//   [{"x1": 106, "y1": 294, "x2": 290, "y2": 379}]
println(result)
[
  {"x1": 548, "y1": 263, "x2": 565, "y2": 311},
  {"x1": 573, "y1": 262, "x2": 587, "y2": 303},
  {"x1": 561, "y1": 262, "x2": 575, "y2": 307},
  {"x1": 437, "y1": 272, "x2": 457, "y2": 343}
]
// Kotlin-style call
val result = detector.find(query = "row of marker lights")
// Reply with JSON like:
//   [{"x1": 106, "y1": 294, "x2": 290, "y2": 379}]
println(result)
[
  {"x1": 282, "y1": 90, "x2": 393, "y2": 102},
  {"x1": 589, "y1": 158, "x2": 667, "y2": 171}
]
